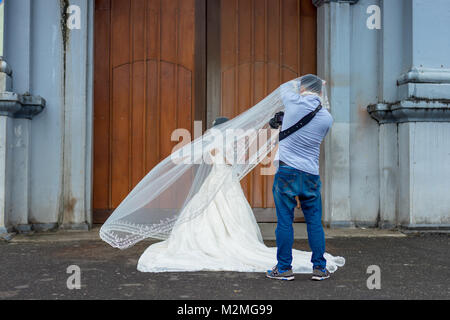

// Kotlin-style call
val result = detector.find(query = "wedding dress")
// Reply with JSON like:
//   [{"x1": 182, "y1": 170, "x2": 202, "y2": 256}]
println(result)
[{"x1": 137, "y1": 152, "x2": 345, "y2": 273}]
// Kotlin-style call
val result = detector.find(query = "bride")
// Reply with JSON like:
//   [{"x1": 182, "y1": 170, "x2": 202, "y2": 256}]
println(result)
[
  {"x1": 100, "y1": 76, "x2": 345, "y2": 275},
  {"x1": 137, "y1": 144, "x2": 344, "y2": 273}
]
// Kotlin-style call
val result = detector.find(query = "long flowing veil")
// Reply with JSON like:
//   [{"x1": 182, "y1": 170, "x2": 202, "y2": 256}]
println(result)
[{"x1": 100, "y1": 75, "x2": 329, "y2": 249}]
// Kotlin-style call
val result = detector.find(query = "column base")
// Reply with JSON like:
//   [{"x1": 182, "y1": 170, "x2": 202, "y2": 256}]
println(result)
[
  {"x1": 0, "y1": 225, "x2": 14, "y2": 235},
  {"x1": 60, "y1": 222, "x2": 90, "y2": 231},
  {"x1": 326, "y1": 221, "x2": 355, "y2": 228},
  {"x1": 14, "y1": 224, "x2": 32, "y2": 234},
  {"x1": 31, "y1": 223, "x2": 58, "y2": 232},
  {"x1": 400, "y1": 224, "x2": 450, "y2": 232}
]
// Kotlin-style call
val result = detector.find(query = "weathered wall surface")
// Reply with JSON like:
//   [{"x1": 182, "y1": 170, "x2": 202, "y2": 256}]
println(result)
[
  {"x1": 2, "y1": 0, "x2": 92, "y2": 231},
  {"x1": 319, "y1": 0, "x2": 450, "y2": 228},
  {"x1": 28, "y1": 0, "x2": 65, "y2": 226},
  {"x1": 348, "y1": 0, "x2": 380, "y2": 226},
  {"x1": 318, "y1": 0, "x2": 381, "y2": 227}
]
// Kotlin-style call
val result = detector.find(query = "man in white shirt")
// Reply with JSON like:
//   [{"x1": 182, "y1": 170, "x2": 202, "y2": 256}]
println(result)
[{"x1": 266, "y1": 74, "x2": 333, "y2": 281}]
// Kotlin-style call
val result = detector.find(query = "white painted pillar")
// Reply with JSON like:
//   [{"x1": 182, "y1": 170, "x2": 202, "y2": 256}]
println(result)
[
  {"x1": 0, "y1": 0, "x2": 46, "y2": 233},
  {"x1": 369, "y1": 0, "x2": 450, "y2": 229},
  {"x1": 3, "y1": 0, "x2": 33, "y2": 232},
  {"x1": 396, "y1": 0, "x2": 450, "y2": 229},
  {"x1": 317, "y1": 2, "x2": 352, "y2": 227},
  {"x1": 0, "y1": 116, "x2": 13, "y2": 234},
  {"x1": 60, "y1": 0, "x2": 94, "y2": 229},
  {"x1": 0, "y1": 0, "x2": 11, "y2": 234},
  {"x1": 376, "y1": 0, "x2": 404, "y2": 228}
]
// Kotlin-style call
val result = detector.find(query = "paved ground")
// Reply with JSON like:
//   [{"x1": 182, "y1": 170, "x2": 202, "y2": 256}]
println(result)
[{"x1": 0, "y1": 232, "x2": 448, "y2": 300}]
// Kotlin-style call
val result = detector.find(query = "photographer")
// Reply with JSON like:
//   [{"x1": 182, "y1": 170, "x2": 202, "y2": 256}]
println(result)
[{"x1": 266, "y1": 74, "x2": 333, "y2": 281}]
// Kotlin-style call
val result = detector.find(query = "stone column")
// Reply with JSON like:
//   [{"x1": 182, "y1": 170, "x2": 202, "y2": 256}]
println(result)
[
  {"x1": 316, "y1": 0, "x2": 357, "y2": 227},
  {"x1": 4, "y1": 0, "x2": 32, "y2": 233},
  {"x1": 60, "y1": 0, "x2": 94, "y2": 230},
  {"x1": 0, "y1": 0, "x2": 13, "y2": 235},
  {"x1": 0, "y1": 0, "x2": 45, "y2": 235},
  {"x1": 368, "y1": 0, "x2": 450, "y2": 229},
  {"x1": 0, "y1": 112, "x2": 13, "y2": 235}
]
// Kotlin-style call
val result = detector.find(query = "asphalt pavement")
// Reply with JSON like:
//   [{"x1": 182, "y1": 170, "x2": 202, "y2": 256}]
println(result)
[{"x1": 0, "y1": 232, "x2": 448, "y2": 300}]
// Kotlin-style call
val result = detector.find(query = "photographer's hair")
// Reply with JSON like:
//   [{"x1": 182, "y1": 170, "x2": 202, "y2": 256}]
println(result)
[{"x1": 301, "y1": 74, "x2": 322, "y2": 95}]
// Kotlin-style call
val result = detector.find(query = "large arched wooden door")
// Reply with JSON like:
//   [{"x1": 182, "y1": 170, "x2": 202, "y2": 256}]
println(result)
[
  {"x1": 207, "y1": 0, "x2": 317, "y2": 220},
  {"x1": 93, "y1": 0, "x2": 316, "y2": 223},
  {"x1": 93, "y1": 0, "x2": 205, "y2": 223}
]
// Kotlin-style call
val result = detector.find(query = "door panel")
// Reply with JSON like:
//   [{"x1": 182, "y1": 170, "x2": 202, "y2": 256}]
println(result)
[
  {"x1": 217, "y1": 0, "x2": 317, "y2": 214},
  {"x1": 93, "y1": 0, "x2": 203, "y2": 222}
]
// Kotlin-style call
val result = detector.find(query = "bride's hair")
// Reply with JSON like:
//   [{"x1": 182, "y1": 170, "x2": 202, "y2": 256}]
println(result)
[{"x1": 212, "y1": 117, "x2": 229, "y2": 127}]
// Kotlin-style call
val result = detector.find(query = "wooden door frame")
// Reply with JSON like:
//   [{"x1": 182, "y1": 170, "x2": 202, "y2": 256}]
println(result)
[
  {"x1": 194, "y1": 0, "x2": 207, "y2": 130},
  {"x1": 206, "y1": 0, "x2": 221, "y2": 129}
]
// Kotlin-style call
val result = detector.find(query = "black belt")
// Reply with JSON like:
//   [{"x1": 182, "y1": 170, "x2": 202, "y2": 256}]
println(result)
[{"x1": 279, "y1": 161, "x2": 289, "y2": 167}]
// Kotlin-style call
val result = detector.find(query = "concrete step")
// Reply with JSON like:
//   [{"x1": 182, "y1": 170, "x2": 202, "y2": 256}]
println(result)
[{"x1": 4, "y1": 223, "x2": 406, "y2": 244}]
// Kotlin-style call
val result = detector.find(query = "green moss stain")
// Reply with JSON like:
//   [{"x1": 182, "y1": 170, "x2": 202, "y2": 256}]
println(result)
[
  {"x1": 60, "y1": 0, "x2": 70, "y2": 96},
  {"x1": 60, "y1": 0, "x2": 70, "y2": 47}
]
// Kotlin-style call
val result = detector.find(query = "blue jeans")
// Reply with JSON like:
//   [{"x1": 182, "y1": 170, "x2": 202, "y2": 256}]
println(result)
[{"x1": 272, "y1": 165, "x2": 326, "y2": 272}]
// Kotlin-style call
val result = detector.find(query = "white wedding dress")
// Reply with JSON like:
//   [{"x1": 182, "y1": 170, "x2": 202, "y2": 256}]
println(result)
[{"x1": 137, "y1": 153, "x2": 345, "y2": 273}]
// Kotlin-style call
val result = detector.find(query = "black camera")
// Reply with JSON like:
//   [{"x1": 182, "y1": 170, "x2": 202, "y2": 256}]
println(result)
[{"x1": 269, "y1": 111, "x2": 284, "y2": 129}]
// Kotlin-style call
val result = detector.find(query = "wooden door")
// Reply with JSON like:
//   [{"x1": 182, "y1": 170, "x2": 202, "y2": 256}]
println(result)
[
  {"x1": 93, "y1": 0, "x2": 316, "y2": 223},
  {"x1": 207, "y1": 0, "x2": 317, "y2": 220},
  {"x1": 93, "y1": 0, "x2": 205, "y2": 223}
]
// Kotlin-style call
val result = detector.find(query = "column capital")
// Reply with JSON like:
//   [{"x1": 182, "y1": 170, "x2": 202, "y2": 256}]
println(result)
[
  {"x1": 368, "y1": 100, "x2": 450, "y2": 124},
  {"x1": 0, "y1": 56, "x2": 45, "y2": 119},
  {"x1": 368, "y1": 67, "x2": 450, "y2": 124},
  {"x1": 0, "y1": 57, "x2": 12, "y2": 76},
  {"x1": 397, "y1": 67, "x2": 450, "y2": 86},
  {"x1": 0, "y1": 91, "x2": 46, "y2": 119},
  {"x1": 312, "y1": 0, "x2": 359, "y2": 8}
]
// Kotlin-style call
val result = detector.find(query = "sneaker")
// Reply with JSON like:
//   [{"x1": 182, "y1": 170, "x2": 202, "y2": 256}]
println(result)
[
  {"x1": 266, "y1": 266, "x2": 295, "y2": 281},
  {"x1": 311, "y1": 267, "x2": 330, "y2": 281}
]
